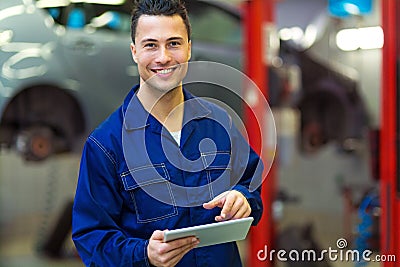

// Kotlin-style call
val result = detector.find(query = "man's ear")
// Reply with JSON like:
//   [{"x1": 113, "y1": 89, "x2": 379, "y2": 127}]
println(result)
[{"x1": 130, "y1": 43, "x2": 138, "y2": 63}]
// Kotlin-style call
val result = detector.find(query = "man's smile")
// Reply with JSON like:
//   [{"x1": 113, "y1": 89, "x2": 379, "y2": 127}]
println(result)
[{"x1": 151, "y1": 66, "x2": 178, "y2": 75}]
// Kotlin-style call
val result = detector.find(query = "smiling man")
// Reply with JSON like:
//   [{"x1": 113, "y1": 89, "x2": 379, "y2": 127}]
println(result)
[{"x1": 72, "y1": 0, "x2": 264, "y2": 266}]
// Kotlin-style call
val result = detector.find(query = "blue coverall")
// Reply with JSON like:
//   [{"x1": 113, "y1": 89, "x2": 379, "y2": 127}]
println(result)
[{"x1": 72, "y1": 85, "x2": 264, "y2": 266}]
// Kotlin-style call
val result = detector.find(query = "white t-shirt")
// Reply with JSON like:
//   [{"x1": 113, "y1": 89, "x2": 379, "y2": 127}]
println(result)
[{"x1": 170, "y1": 130, "x2": 181, "y2": 146}]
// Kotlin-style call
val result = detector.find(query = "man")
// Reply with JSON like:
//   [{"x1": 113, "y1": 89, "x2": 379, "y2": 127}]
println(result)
[{"x1": 72, "y1": 0, "x2": 263, "y2": 266}]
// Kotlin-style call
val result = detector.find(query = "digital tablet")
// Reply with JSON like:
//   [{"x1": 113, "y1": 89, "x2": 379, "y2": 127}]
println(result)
[{"x1": 163, "y1": 217, "x2": 254, "y2": 248}]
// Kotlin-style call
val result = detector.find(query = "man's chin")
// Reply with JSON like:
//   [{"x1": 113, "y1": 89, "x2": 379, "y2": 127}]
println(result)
[{"x1": 147, "y1": 80, "x2": 181, "y2": 94}]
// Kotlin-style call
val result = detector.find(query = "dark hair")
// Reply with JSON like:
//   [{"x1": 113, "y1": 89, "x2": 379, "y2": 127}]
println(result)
[{"x1": 131, "y1": 0, "x2": 191, "y2": 44}]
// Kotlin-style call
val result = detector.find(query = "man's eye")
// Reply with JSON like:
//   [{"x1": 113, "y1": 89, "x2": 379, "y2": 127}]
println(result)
[
  {"x1": 169, "y1": 41, "x2": 180, "y2": 47},
  {"x1": 144, "y1": 43, "x2": 156, "y2": 48}
]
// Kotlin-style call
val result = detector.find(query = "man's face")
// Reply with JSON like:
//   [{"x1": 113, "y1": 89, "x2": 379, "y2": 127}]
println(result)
[{"x1": 130, "y1": 14, "x2": 191, "y2": 93}]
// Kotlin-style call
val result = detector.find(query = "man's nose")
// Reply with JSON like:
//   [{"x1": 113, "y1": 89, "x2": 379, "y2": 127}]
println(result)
[{"x1": 156, "y1": 47, "x2": 172, "y2": 64}]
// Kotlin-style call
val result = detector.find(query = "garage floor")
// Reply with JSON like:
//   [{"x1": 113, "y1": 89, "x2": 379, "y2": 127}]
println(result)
[{"x1": 0, "y1": 151, "x2": 83, "y2": 266}]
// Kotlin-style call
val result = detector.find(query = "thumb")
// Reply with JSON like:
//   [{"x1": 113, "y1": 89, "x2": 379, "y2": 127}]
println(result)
[{"x1": 151, "y1": 230, "x2": 166, "y2": 241}]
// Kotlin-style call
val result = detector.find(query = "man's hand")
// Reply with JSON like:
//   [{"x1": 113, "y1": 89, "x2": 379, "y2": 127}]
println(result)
[
  {"x1": 147, "y1": 230, "x2": 199, "y2": 267},
  {"x1": 202, "y1": 190, "x2": 251, "y2": 221}
]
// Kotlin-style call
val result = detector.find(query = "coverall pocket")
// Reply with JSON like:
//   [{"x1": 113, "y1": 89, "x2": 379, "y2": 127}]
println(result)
[
  {"x1": 201, "y1": 151, "x2": 232, "y2": 198},
  {"x1": 120, "y1": 164, "x2": 178, "y2": 223}
]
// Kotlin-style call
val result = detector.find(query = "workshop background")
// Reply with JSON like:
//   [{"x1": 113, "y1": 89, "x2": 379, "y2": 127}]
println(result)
[{"x1": 0, "y1": 0, "x2": 396, "y2": 266}]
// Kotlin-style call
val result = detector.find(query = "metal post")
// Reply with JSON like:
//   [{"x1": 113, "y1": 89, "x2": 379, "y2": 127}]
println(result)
[
  {"x1": 243, "y1": 1, "x2": 276, "y2": 266},
  {"x1": 380, "y1": 0, "x2": 399, "y2": 266}
]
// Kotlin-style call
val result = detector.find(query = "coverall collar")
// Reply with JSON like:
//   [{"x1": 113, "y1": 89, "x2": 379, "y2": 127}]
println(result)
[{"x1": 123, "y1": 85, "x2": 211, "y2": 131}]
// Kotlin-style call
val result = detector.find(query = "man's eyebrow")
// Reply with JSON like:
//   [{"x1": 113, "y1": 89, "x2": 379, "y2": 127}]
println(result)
[
  {"x1": 140, "y1": 36, "x2": 184, "y2": 44},
  {"x1": 167, "y1": 36, "x2": 184, "y2": 41},
  {"x1": 140, "y1": 38, "x2": 158, "y2": 44}
]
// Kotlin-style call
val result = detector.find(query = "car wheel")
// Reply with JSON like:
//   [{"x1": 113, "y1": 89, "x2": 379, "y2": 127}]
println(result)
[{"x1": 16, "y1": 126, "x2": 54, "y2": 161}]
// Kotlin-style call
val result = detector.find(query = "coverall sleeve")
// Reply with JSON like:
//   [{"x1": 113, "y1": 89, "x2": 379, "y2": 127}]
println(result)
[
  {"x1": 230, "y1": 124, "x2": 264, "y2": 225},
  {"x1": 72, "y1": 138, "x2": 151, "y2": 267}
]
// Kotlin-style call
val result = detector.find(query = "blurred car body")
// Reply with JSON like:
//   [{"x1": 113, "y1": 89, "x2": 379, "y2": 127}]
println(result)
[
  {"x1": 0, "y1": 0, "x2": 368, "y2": 161},
  {"x1": 0, "y1": 0, "x2": 243, "y2": 160}
]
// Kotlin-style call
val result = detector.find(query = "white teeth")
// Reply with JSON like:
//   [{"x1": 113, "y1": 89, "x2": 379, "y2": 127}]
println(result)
[{"x1": 157, "y1": 68, "x2": 173, "y2": 74}]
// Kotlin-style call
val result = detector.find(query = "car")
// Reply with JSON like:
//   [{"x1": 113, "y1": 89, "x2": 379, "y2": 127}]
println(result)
[
  {"x1": 0, "y1": 0, "x2": 367, "y2": 161},
  {"x1": 0, "y1": 0, "x2": 244, "y2": 161}
]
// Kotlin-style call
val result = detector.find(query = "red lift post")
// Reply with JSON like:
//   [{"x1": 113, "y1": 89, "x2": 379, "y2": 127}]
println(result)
[
  {"x1": 243, "y1": 1, "x2": 276, "y2": 266},
  {"x1": 380, "y1": 0, "x2": 399, "y2": 266}
]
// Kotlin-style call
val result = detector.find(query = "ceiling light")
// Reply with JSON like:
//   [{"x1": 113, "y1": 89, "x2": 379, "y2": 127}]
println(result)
[{"x1": 336, "y1": 26, "x2": 384, "y2": 51}]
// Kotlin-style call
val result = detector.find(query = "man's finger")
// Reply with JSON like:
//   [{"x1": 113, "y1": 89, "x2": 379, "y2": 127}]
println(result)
[
  {"x1": 152, "y1": 236, "x2": 199, "y2": 266},
  {"x1": 151, "y1": 230, "x2": 165, "y2": 241},
  {"x1": 231, "y1": 204, "x2": 250, "y2": 220},
  {"x1": 229, "y1": 196, "x2": 246, "y2": 218},
  {"x1": 202, "y1": 191, "x2": 229, "y2": 209},
  {"x1": 166, "y1": 236, "x2": 198, "y2": 249},
  {"x1": 165, "y1": 237, "x2": 199, "y2": 257},
  {"x1": 217, "y1": 195, "x2": 235, "y2": 221},
  {"x1": 167, "y1": 239, "x2": 199, "y2": 266},
  {"x1": 202, "y1": 198, "x2": 221, "y2": 209}
]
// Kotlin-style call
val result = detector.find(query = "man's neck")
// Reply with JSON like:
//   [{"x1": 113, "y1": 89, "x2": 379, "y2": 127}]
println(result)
[{"x1": 137, "y1": 84, "x2": 184, "y2": 132}]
